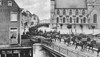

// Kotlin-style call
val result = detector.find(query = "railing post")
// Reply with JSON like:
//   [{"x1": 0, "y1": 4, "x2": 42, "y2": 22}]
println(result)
[
  {"x1": 67, "y1": 49, "x2": 68, "y2": 56},
  {"x1": 77, "y1": 52, "x2": 79, "y2": 57},
  {"x1": 59, "y1": 46, "x2": 60, "y2": 52},
  {"x1": 53, "y1": 44, "x2": 54, "y2": 49}
]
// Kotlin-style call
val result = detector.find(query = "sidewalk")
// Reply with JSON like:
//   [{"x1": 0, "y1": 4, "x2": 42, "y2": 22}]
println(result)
[{"x1": 52, "y1": 40, "x2": 99, "y2": 57}]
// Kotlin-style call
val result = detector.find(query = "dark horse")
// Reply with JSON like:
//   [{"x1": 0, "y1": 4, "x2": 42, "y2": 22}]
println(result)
[
  {"x1": 75, "y1": 41, "x2": 87, "y2": 51},
  {"x1": 87, "y1": 40, "x2": 96, "y2": 52},
  {"x1": 64, "y1": 37, "x2": 71, "y2": 46}
]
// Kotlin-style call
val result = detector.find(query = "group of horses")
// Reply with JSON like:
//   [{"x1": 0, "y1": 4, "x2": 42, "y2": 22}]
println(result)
[{"x1": 55, "y1": 35, "x2": 100, "y2": 56}]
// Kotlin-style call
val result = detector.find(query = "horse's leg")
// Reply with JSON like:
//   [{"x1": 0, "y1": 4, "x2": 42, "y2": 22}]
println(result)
[
  {"x1": 72, "y1": 41, "x2": 74, "y2": 45},
  {"x1": 97, "y1": 51, "x2": 99, "y2": 56},
  {"x1": 88, "y1": 46, "x2": 90, "y2": 51},
  {"x1": 75, "y1": 44, "x2": 77, "y2": 49},
  {"x1": 92, "y1": 46, "x2": 94, "y2": 53},
  {"x1": 81, "y1": 45, "x2": 84, "y2": 51},
  {"x1": 67, "y1": 42, "x2": 69, "y2": 46},
  {"x1": 64, "y1": 40, "x2": 66, "y2": 44}
]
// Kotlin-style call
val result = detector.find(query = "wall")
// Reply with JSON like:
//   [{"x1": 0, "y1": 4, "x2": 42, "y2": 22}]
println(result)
[{"x1": 0, "y1": 0, "x2": 20, "y2": 45}]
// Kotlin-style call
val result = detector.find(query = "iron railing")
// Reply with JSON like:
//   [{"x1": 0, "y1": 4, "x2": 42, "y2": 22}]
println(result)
[{"x1": 42, "y1": 41, "x2": 94, "y2": 57}]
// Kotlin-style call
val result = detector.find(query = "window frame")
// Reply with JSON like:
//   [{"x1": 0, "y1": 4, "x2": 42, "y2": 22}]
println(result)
[
  {"x1": 83, "y1": 17, "x2": 86, "y2": 23},
  {"x1": 10, "y1": 12, "x2": 18, "y2": 21},
  {"x1": 76, "y1": 17, "x2": 79, "y2": 23},
  {"x1": 76, "y1": 9, "x2": 78, "y2": 15},
  {"x1": 82, "y1": 9, "x2": 85, "y2": 15},
  {"x1": 57, "y1": 9, "x2": 60, "y2": 15},
  {"x1": 69, "y1": 9, "x2": 72, "y2": 15},
  {"x1": 63, "y1": 9, "x2": 66, "y2": 15},
  {"x1": 56, "y1": 17, "x2": 59, "y2": 23},
  {"x1": 70, "y1": 17, "x2": 72, "y2": 23},
  {"x1": 93, "y1": 14, "x2": 97, "y2": 23},
  {"x1": 63, "y1": 17, "x2": 66, "y2": 23}
]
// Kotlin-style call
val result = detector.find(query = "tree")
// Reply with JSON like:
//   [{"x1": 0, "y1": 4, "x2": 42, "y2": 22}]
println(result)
[
  {"x1": 91, "y1": 25, "x2": 95, "y2": 34},
  {"x1": 80, "y1": 24, "x2": 83, "y2": 33},
  {"x1": 67, "y1": 24, "x2": 72, "y2": 34}
]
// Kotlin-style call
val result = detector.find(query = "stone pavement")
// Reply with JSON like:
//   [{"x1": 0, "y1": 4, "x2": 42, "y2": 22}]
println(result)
[{"x1": 52, "y1": 39, "x2": 99, "y2": 57}]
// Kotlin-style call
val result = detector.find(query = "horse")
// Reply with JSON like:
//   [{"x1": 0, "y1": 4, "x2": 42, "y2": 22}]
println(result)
[
  {"x1": 75, "y1": 39, "x2": 88, "y2": 51},
  {"x1": 75, "y1": 41, "x2": 84, "y2": 50},
  {"x1": 64, "y1": 37, "x2": 71, "y2": 46},
  {"x1": 71, "y1": 36, "x2": 77, "y2": 45},
  {"x1": 87, "y1": 40, "x2": 96, "y2": 52}
]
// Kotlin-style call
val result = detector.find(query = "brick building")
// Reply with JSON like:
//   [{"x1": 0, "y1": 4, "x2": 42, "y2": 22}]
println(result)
[{"x1": 0, "y1": 0, "x2": 21, "y2": 45}]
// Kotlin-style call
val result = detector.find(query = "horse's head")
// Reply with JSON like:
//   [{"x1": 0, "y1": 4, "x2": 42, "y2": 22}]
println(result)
[{"x1": 91, "y1": 40, "x2": 97, "y2": 46}]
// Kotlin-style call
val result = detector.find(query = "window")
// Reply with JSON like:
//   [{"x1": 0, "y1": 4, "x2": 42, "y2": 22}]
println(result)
[
  {"x1": 10, "y1": 28, "x2": 18, "y2": 44},
  {"x1": 82, "y1": 9, "x2": 85, "y2": 15},
  {"x1": 93, "y1": 14, "x2": 97, "y2": 23},
  {"x1": 8, "y1": 1, "x2": 12, "y2": 6},
  {"x1": 57, "y1": 17, "x2": 59, "y2": 23},
  {"x1": 63, "y1": 9, "x2": 66, "y2": 15},
  {"x1": 69, "y1": 9, "x2": 72, "y2": 15},
  {"x1": 70, "y1": 17, "x2": 72, "y2": 23},
  {"x1": 76, "y1": 17, "x2": 79, "y2": 23},
  {"x1": 63, "y1": 17, "x2": 65, "y2": 23},
  {"x1": 57, "y1": 9, "x2": 60, "y2": 15},
  {"x1": 0, "y1": 0, "x2": 2, "y2": 6},
  {"x1": 76, "y1": 9, "x2": 78, "y2": 15},
  {"x1": 83, "y1": 17, "x2": 86, "y2": 23},
  {"x1": 11, "y1": 12, "x2": 18, "y2": 21}
]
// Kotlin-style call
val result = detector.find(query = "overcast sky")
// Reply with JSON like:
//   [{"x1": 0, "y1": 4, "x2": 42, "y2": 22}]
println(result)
[{"x1": 15, "y1": 0, "x2": 50, "y2": 20}]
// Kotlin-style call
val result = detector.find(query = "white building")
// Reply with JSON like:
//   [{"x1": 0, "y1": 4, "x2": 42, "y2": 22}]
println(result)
[{"x1": 50, "y1": 0, "x2": 100, "y2": 33}]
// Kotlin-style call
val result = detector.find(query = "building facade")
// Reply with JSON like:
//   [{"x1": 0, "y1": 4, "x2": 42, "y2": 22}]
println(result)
[
  {"x1": 50, "y1": 0, "x2": 100, "y2": 33},
  {"x1": 87, "y1": 0, "x2": 100, "y2": 29},
  {"x1": 0, "y1": 0, "x2": 21, "y2": 45}
]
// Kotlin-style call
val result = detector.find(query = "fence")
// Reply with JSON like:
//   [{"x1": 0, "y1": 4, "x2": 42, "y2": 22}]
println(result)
[{"x1": 42, "y1": 41, "x2": 94, "y2": 57}]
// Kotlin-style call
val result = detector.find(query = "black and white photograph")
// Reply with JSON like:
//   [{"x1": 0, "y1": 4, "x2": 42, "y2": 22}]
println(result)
[{"x1": 0, "y1": 0, "x2": 100, "y2": 57}]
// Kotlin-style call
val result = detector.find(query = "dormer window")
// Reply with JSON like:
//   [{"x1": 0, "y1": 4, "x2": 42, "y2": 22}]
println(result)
[
  {"x1": 63, "y1": 9, "x2": 66, "y2": 15},
  {"x1": 0, "y1": 0, "x2": 2, "y2": 6},
  {"x1": 82, "y1": 9, "x2": 85, "y2": 15},
  {"x1": 69, "y1": 9, "x2": 72, "y2": 15},
  {"x1": 8, "y1": 1, "x2": 12, "y2": 6},
  {"x1": 57, "y1": 9, "x2": 60, "y2": 15},
  {"x1": 76, "y1": 9, "x2": 78, "y2": 15}
]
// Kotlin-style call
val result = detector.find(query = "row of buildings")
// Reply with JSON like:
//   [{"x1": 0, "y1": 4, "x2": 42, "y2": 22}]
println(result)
[
  {"x1": 50, "y1": 0, "x2": 100, "y2": 32},
  {"x1": 0, "y1": 0, "x2": 39, "y2": 45}
]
